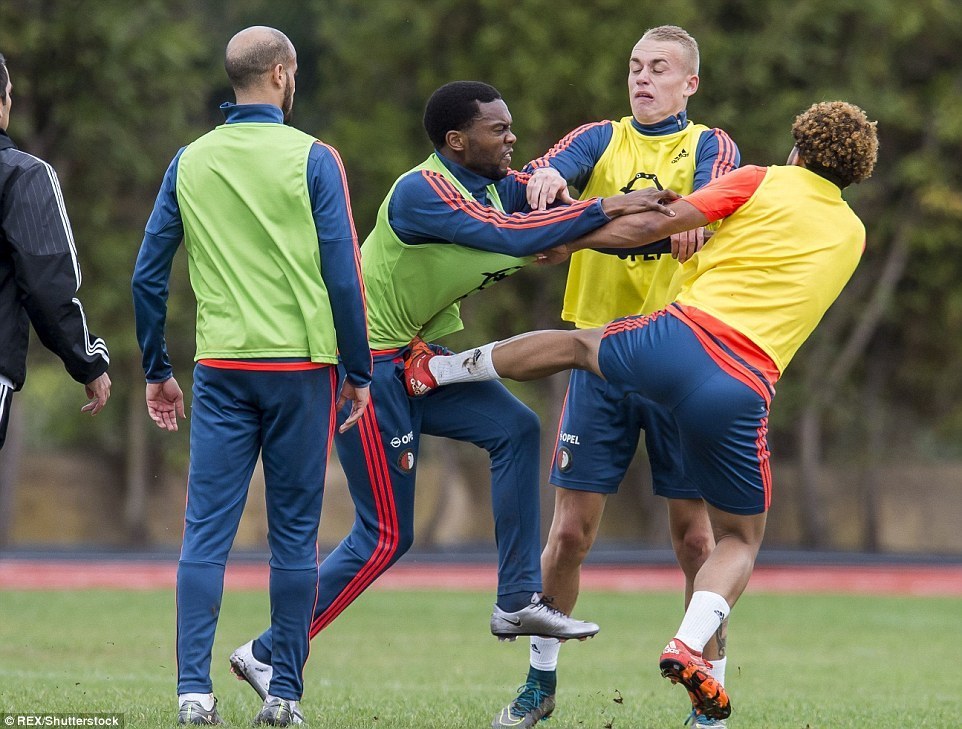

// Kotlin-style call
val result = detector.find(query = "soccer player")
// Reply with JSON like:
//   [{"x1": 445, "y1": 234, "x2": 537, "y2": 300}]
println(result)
[
  {"x1": 0, "y1": 52, "x2": 111, "y2": 445},
  {"x1": 227, "y1": 81, "x2": 675, "y2": 704},
  {"x1": 405, "y1": 100, "x2": 879, "y2": 725},
  {"x1": 496, "y1": 26, "x2": 739, "y2": 728},
  {"x1": 132, "y1": 27, "x2": 371, "y2": 726}
]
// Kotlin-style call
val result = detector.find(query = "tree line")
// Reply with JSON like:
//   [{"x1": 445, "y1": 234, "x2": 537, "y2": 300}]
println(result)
[{"x1": 1, "y1": 0, "x2": 960, "y2": 549}]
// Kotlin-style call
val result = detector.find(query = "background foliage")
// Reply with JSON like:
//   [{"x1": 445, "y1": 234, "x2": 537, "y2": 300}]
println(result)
[{"x1": 1, "y1": 0, "x2": 961, "y2": 550}]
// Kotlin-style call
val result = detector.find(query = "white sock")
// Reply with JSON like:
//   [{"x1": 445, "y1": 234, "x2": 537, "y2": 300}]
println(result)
[
  {"x1": 179, "y1": 693, "x2": 215, "y2": 711},
  {"x1": 707, "y1": 656, "x2": 727, "y2": 685},
  {"x1": 674, "y1": 591, "x2": 731, "y2": 653},
  {"x1": 428, "y1": 342, "x2": 499, "y2": 385},
  {"x1": 530, "y1": 636, "x2": 562, "y2": 671}
]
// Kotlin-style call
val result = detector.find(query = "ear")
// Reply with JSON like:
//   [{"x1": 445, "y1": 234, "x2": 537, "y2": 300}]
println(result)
[
  {"x1": 268, "y1": 63, "x2": 287, "y2": 89},
  {"x1": 445, "y1": 129, "x2": 466, "y2": 152},
  {"x1": 787, "y1": 146, "x2": 805, "y2": 168},
  {"x1": 683, "y1": 73, "x2": 699, "y2": 98}
]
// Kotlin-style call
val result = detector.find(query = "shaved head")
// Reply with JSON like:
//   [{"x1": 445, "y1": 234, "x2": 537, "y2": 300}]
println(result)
[{"x1": 225, "y1": 26, "x2": 295, "y2": 92}]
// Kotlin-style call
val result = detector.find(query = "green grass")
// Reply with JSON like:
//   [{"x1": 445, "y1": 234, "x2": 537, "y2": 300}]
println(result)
[{"x1": 1, "y1": 588, "x2": 960, "y2": 728}]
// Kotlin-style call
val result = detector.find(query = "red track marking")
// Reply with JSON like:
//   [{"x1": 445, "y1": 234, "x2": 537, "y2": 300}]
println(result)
[{"x1": 0, "y1": 560, "x2": 960, "y2": 596}]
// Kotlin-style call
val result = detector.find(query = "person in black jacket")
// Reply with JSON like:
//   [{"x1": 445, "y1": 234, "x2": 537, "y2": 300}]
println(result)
[{"x1": 0, "y1": 53, "x2": 111, "y2": 448}]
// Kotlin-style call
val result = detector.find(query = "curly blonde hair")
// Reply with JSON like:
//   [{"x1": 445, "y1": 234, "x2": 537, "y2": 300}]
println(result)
[{"x1": 792, "y1": 102, "x2": 878, "y2": 188}]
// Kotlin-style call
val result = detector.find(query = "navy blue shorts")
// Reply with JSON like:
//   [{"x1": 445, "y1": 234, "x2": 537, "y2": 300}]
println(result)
[
  {"x1": 548, "y1": 367, "x2": 700, "y2": 498},
  {"x1": 597, "y1": 308, "x2": 774, "y2": 515}
]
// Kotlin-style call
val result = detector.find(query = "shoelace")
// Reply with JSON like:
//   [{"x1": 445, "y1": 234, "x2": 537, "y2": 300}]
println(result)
[
  {"x1": 685, "y1": 708, "x2": 721, "y2": 726},
  {"x1": 533, "y1": 599, "x2": 573, "y2": 620},
  {"x1": 512, "y1": 682, "x2": 550, "y2": 715}
]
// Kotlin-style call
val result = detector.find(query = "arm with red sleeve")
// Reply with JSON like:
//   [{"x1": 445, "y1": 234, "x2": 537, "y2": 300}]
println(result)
[
  {"x1": 693, "y1": 128, "x2": 741, "y2": 190},
  {"x1": 387, "y1": 168, "x2": 613, "y2": 256},
  {"x1": 523, "y1": 121, "x2": 614, "y2": 190},
  {"x1": 523, "y1": 123, "x2": 740, "y2": 250},
  {"x1": 562, "y1": 165, "x2": 767, "y2": 254}
]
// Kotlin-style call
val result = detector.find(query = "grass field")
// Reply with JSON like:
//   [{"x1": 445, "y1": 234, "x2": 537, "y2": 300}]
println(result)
[{"x1": 1, "y1": 588, "x2": 960, "y2": 728}]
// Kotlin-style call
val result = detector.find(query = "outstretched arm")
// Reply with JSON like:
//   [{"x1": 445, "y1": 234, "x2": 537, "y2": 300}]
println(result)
[
  {"x1": 564, "y1": 199, "x2": 709, "y2": 256},
  {"x1": 542, "y1": 166, "x2": 769, "y2": 265},
  {"x1": 389, "y1": 169, "x2": 675, "y2": 258},
  {"x1": 536, "y1": 199, "x2": 708, "y2": 266}
]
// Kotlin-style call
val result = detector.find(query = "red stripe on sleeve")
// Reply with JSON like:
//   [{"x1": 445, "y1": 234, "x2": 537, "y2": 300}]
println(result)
[
  {"x1": 683, "y1": 165, "x2": 767, "y2": 222},
  {"x1": 529, "y1": 121, "x2": 609, "y2": 167},
  {"x1": 315, "y1": 140, "x2": 373, "y2": 376},
  {"x1": 421, "y1": 171, "x2": 597, "y2": 230},
  {"x1": 507, "y1": 169, "x2": 532, "y2": 184},
  {"x1": 316, "y1": 141, "x2": 370, "y2": 315},
  {"x1": 710, "y1": 129, "x2": 738, "y2": 180}
]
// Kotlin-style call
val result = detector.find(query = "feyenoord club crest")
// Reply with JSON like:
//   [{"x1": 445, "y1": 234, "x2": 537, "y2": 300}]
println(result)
[
  {"x1": 398, "y1": 449, "x2": 415, "y2": 472},
  {"x1": 557, "y1": 446, "x2": 573, "y2": 473}
]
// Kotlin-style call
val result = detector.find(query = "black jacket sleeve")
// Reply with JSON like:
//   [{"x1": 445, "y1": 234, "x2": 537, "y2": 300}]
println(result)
[{"x1": 2, "y1": 162, "x2": 109, "y2": 384}]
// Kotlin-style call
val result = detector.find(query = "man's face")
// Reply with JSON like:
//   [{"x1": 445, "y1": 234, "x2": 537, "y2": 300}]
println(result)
[
  {"x1": 457, "y1": 99, "x2": 516, "y2": 180},
  {"x1": 627, "y1": 40, "x2": 698, "y2": 125},
  {"x1": 0, "y1": 72, "x2": 12, "y2": 132}
]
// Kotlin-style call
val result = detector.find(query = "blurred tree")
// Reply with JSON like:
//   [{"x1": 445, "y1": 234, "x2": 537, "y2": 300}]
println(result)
[
  {"x1": 687, "y1": 0, "x2": 962, "y2": 546},
  {"x1": 0, "y1": 0, "x2": 213, "y2": 543},
  {"x1": 2, "y1": 0, "x2": 961, "y2": 550}
]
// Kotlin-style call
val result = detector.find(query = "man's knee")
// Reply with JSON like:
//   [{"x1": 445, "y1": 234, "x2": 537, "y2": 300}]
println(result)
[
  {"x1": 543, "y1": 488, "x2": 606, "y2": 568},
  {"x1": 711, "y1": 508, "x2": 768, "y2": 551},
  {"x1": 394, "y1": 528, "x2": 415, "y2": 559},
  {"x1": 571, "y1": 328, "x2": 604, "y2": 374},
  {"x1": 342, "y1": 511, "x2": 416, "y2": 565},
  {"x1": 545, "y1": 515, "x2": 596, "y2": 566},
  {"x1": 673, "y1": 526, "x2": 714, "y2": 573},
  {"x1": 495, "y1": 400, "x2": 540, "y2": 450},
  {"x1": 668, "y1": 499, "x2": 716, "y2": 574}
]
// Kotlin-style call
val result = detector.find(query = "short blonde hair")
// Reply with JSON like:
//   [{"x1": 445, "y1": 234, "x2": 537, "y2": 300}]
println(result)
[
  {"x1": 640, "y1": 25, "x2": 699, "y2": 75},
  {"x1": 792, "y1": 101, "x2": 878, "y2": 188}
]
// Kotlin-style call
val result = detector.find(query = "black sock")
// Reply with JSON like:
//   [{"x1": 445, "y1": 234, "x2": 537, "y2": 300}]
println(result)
[
  {"x1": 251, "y1": 638, "x2": 272, "y2": 665},
  {"x1": 497, "y1": 590, "x2": 533, "y2": 613}
]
